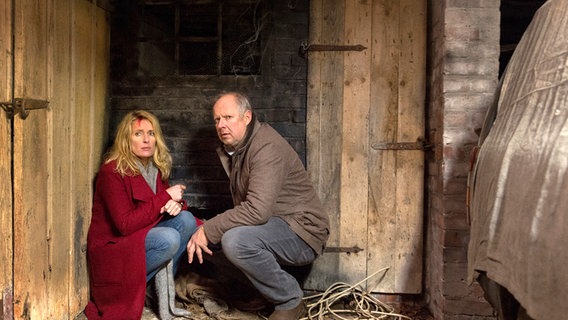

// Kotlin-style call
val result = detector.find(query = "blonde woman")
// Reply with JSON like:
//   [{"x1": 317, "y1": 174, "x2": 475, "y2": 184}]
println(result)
[{"x1": 85, "y1": 110, "x2": 198, "y2": 319}]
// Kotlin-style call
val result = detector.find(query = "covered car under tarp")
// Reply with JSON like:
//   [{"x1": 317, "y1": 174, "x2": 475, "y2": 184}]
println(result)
[{"x1": 467, "y1": 0, "x2": 568, "y2": 319}]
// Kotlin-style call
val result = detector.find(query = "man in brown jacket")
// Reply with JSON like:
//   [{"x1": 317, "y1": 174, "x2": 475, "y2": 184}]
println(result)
[{"x1": 187, "y1": 92, "x2": 330, "y2": 320}]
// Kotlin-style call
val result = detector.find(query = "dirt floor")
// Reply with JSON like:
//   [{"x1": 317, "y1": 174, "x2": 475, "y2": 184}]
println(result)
[
  {"x1": 146, "y1": 301, "x2": 434, "y2": 320},
  {"x1": 76, "y1": 287, "x2": 433, "y2": 320},
  {"x1": 76, "y1": 290, "x2": 433, "y2": 320},
  {"x1": 144, "y1": 303, "x2": 434, "y2": 320},
  {"x1": 77, "y1": 256, "x2": 434, "y2": 320}
]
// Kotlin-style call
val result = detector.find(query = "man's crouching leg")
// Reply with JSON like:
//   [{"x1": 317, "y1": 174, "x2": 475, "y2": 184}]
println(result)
[{"x1": 221, "y1": 217, "x2": 315, "y2": 320}]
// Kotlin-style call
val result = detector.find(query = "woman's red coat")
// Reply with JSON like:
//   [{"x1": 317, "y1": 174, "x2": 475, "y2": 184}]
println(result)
[{"x1": 84, "y1": 160, "x2": 183, "y2": 319}]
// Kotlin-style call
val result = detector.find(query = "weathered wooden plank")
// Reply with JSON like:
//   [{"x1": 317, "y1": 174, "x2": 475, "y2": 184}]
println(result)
[
  {"x1": 338, "y1": 0, "x2": 372, "y2": 286},
  {"x1": 368, "y1": 0, "x2": 425, "y2": 294},
  {"x1": 304, "y1": 0, "x2": 323, "y2": 290},
  {"x1": 46, "y1": 1, "x2": 109, "y2": 316},
  {"x1": 306, "y1": 0, "x2": 323, "y2": 179},
  {"x1": 46, "y1": 0, "x2": 74, "y2": 317},
  {"x1": 0, "y1": 0, "x2": 14, "y2": 313},
  {"x1": 304, "y1": 0, "x2": 347, "y2": 290},
  {"x1": 69, "y1": 0, "x2": 99, "y2": 315},
  {"x1": 368, "y1": 0, "x2": 401, "y2": 293},
  {"x1": 68, "y1": 4, "x2": 109, "y2": 316},
  {"x1": 392, "y1": 0, "x2": 425, "y2": 293},
  {"x1": 12, "y1": 0, "x2": 50, "y2": 318},
  {"x1": 92, "y1": 6, "x2": 110, "y2": 174},
  {"x1": 13, "y1": 112, "x2": 50, "y2": 319}
]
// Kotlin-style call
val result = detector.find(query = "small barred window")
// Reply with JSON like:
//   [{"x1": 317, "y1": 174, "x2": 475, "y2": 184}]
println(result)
[{"x1": 136, "y1": 0, "x2": 264, "y2": 76}]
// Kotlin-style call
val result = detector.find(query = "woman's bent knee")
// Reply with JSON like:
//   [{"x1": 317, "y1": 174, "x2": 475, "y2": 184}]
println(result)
[
  {"x1": 177, "y1": 211, "x2": 198, "y2": 236},
  {"x1": 154, "y1": 227, "x2": 181, "y2": 257}
]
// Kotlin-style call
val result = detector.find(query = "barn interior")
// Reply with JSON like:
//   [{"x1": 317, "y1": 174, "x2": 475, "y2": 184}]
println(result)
[
  {"x1": 104, "y1": 0, "x2": 547, "y2": 318},
  {"x1": 0, "y1": 0, "x2": 552, "y2": 319}
]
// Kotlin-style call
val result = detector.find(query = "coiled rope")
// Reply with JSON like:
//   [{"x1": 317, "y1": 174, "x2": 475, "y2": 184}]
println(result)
[{"x1": 301, "y1": 267, "x2": 412, "y2": 320}]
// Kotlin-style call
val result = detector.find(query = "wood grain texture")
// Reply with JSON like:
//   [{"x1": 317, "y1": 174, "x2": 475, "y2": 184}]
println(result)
[
  {"x1": 307, "y1": 0, "x2": 425, "y2": 293},
  {"x1": 8, "y1": 0, "x2": 109, "y2": 318}
]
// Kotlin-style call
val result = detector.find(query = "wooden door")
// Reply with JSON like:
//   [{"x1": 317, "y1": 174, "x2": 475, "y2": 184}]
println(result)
[
  {"x1": 0, "y1": 0, "x2": 110, "y2": 318},
  {"x1": 305, "y1": 0, "x2": 426, "y2": 294}
]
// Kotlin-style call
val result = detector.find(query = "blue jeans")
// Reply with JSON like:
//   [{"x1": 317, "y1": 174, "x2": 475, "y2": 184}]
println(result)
[
  {"x1": 145, "y1": 210, "x2": 197, "y2": 282},
  {"x1": 221, "y1": 217, "x2": 316, "y2": 310}
]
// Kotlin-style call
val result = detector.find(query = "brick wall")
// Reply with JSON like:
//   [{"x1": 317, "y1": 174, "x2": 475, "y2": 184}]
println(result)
[
  {"x1": 109, "y1": 1, "x2": 310, "y2": 218},
  {"x1": 425, "y1": 0, "x2": 499, "y2": 318}
]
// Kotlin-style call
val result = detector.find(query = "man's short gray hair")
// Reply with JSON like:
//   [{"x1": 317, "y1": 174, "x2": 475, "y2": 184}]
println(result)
[{"x1": 215, "y1": 91, "x2": 252, "y2": 116}]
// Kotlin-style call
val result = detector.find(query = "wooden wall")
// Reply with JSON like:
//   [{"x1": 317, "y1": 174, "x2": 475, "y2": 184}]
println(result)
[
  {"x1": 0, "y1": 0, "x2": 14, "y2": 317},
  {"x1": 0, "y1": 0, "x2": 110, "y2": 318}
]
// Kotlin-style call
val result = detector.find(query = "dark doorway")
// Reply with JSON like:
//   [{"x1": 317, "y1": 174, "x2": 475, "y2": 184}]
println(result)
[{"x1": 500, "y1": 0, "x2": 547, "y2": 76}]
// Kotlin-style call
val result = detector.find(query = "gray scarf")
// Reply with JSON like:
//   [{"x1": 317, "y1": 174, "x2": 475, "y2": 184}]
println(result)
[{"x1": 137, "y1": 160, "x2": 158, "y2": 194}]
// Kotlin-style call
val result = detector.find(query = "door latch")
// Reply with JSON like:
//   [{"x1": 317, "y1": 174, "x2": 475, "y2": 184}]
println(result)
[{"x1": 0, "y1": 98, "x2": 50, "y2": 119}]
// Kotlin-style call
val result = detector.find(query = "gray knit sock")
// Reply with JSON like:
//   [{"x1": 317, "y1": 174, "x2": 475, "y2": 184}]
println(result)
[
  {"x1": 155, "y1": 260, "x2": 193, "y2": 320},
  {"x1": 166, "y1": 260, "x2": 193, "y2": 318}
]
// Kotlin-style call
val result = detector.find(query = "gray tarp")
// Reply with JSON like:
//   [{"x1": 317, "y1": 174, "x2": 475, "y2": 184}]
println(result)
[{"x1": 467, "y1": 0, "x2": 568, "y2": 319}]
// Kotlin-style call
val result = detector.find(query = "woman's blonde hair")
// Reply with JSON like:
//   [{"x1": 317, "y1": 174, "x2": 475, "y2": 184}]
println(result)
[{"x1": 105, "y1": 110, "x2": 172, "y2": 180}]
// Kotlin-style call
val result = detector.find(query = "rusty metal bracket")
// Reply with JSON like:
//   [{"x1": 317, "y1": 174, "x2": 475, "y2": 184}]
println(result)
[
  {"x1": 0, "y1": 98, "x2": 50, "y2": 120},
  {"x1": 371, "y1": 137, "x2": 430, "y2": 151},
  {"x1": 299, "y1": 42, "x2": 367, "y2": 58},
  {"x1": 324, "y1": 246, "x2": 364, "y2": 254}
]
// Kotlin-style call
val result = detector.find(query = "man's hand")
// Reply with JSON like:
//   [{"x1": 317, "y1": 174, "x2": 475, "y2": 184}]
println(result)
[{"x1": 187, "y1": 226, "x2": 213, "y2": 264}]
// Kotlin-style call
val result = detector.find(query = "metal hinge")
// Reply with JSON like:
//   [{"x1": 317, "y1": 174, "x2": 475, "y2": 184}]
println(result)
[
  {"x1": 0, "y1": 98, "x2": 50, "y2": 120},
  {"x1": 299, "y1": 42, "x2": 367, "y2": 58},
  {"x1": 371, "y1": 137, "x2": 430, "y2": 151}
]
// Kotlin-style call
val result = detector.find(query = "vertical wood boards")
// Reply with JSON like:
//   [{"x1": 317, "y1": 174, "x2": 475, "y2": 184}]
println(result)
[
  {"x1": 368, "y1": 0, "x2": 426, "y2": 293},
  {"x1": 72, "y1": 3, "x2": 110, "y2": 314},
  {"x1": 12, "y1": 1, "x2": 51, "y2": 318},
  {"x1": 305, "y1": 0, "x2": 347, "y2": 288},
  {"x1": 70, "y1": 1, "x2": 94, "y2": 314},
  {"x1": 0, "y1": 0, "x2": 14, "y2": 316},
  {"x1": 306, "y1": 0, "x2": 426, "y2": 293},
  {"x1": 69, "y1": 1, "x2": 110, "y2": 314},
  {"x1": 393, "y1": 0, "x2": 425, "y2": 293},
  {"x1": 368, "y1": 0, "x2": 400, "y2": 292},
  {"x1": 339, "y1": 0, "x2": 372, "y2": 285},
  {"x1": 7, "y1": 0, "x2": 109, "y2": 318},
  {"x1": 47, "y1": 1, "x2": 72, "y2": 316}
]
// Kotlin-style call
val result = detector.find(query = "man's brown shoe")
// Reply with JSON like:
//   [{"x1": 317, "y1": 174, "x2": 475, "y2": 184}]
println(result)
[{"x1": 268, "y1": 301, "x2": 306, "y2": 320}]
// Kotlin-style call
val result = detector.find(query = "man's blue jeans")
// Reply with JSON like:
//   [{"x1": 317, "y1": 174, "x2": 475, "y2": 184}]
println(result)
[
  {"x1": 221, "y1": 217, "x2": 316, "y2": 310},
  {"x1": 145, "y1": 210, "x2": 197, "y2": 282}
]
